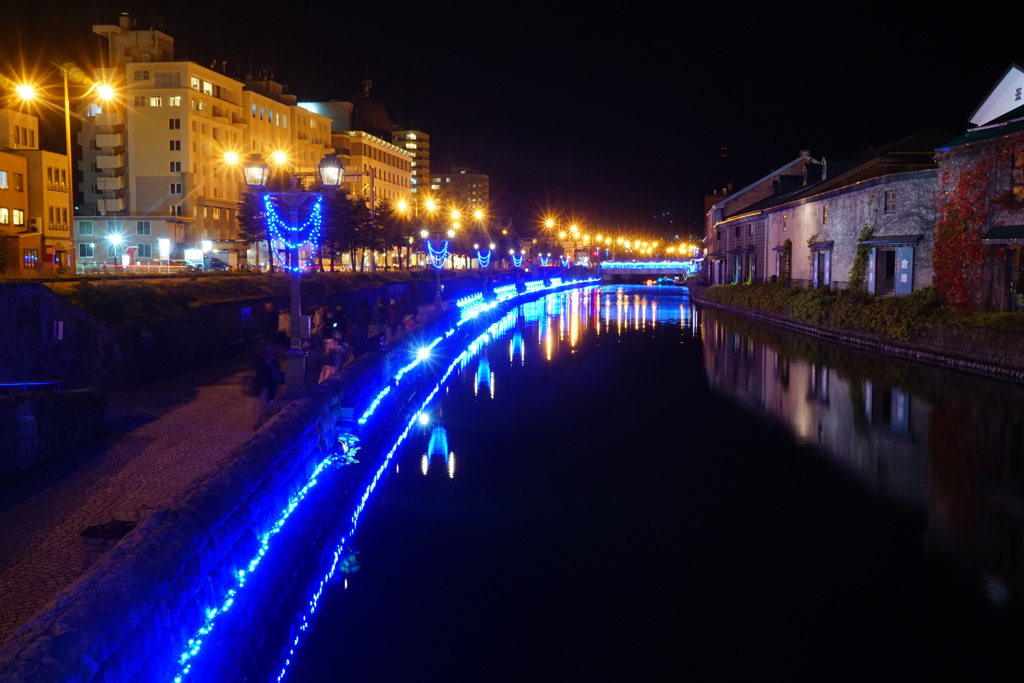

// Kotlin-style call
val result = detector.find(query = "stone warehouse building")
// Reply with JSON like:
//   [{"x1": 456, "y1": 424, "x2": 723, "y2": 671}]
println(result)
[{"x1": 707, "y1": 130, "x2": 948, "y2": 293}]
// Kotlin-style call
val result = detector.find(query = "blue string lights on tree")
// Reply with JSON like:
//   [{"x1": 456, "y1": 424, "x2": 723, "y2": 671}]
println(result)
[
  {"x1": 476, "y1": 249, "x2": 492, "y2": 268},
  {"x1": 262, "y1": 194, "x2": 324, "y2": 272},
  {"x1": 427, "y1": 240, "x2": 449, "y2": 269}
]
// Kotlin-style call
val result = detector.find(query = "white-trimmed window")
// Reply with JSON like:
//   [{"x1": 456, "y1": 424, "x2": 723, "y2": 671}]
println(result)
[
  {"x1": 137, "y1": 243, "x2": 152, "y2": 258},
  {"x1": 78, "y1": 220, "x2": 94, "y2": 235},
  {"x1": 137, "y1": 221, "x2": 152, "y2": 235},
  {"x1": 79, "y1": 243, "x2": 94, "y2": 258},
  {"x1": 170, "y1": 183, "x2": 182, "y2": 194}
]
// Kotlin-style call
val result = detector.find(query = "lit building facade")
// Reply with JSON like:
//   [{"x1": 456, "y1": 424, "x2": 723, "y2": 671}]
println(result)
[
  {"x1": 75, "y1": 15, "x2": 334, "y2": 271},
  {"x1": 430, "y1": 166, "x2": 489, "y2": 210},
  {"x1": 340, "y1": 131, "x2": 412, "y2": 206},
  {"x1": 0, "y1": 110, "x2": 72, "y2": 274},
  {"x1": 392, "y1": 129, "x2": 430, "y2": 205}
]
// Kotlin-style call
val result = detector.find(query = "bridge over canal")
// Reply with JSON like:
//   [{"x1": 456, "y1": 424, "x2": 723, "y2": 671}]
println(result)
[{"x1": 599, "y1": 259, "x2": 700, "y2": 283}]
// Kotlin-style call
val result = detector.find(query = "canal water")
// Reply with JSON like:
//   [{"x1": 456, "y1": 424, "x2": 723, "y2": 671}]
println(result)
[{"x1": 268, "y1": 285, "x2": 1023, "y2": 681}]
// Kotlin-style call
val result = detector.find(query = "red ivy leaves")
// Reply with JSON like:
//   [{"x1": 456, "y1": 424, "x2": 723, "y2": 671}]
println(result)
[{"x1": 934, "y1": 152, "x2": 1003, "y2": 310}]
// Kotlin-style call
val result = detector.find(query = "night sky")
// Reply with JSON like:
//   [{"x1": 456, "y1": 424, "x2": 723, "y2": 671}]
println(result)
[{"x1": 3, "y1": 2, "x2": 1020, "y2": 238}]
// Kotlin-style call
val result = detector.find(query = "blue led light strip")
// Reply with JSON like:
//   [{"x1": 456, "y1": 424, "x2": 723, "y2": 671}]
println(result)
[
  {"x1": 476, "y1": 249, "x2": 491, "y2": 268},
  {"x1": 511, "y1": 254, "x2": 523, "y2": 268},
  {"x1": 539, "y1": 256, "x2": 549, "y2": 266},
  {"x1": 427, "y1": 240, "x2": 448, "y2": 269},
  {"x1": 560, "y1": 257, "x2": 569, "y2": 267},
  {"x1": 172, "y1": 451, "x2": 341, "y2": 682},
  {"x1": 172, "y1": 282, "x2": 600, "y2": 682}
]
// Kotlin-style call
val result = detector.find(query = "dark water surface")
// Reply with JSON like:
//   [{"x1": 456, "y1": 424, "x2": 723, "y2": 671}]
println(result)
[{"x1": 282, "y1": 286, "x2": 1023, "y2": 682}]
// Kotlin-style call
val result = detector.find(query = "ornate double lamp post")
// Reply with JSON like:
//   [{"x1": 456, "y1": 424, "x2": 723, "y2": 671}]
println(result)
[{"x1": 242, "y1": 151, "x2": 343, "y2": 397}]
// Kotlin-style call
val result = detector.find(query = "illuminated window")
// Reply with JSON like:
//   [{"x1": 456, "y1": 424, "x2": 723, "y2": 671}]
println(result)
[
  {"x1": 169, "y1": 95, "x2": 181, "y2": 106},
  {"x1": 0, "y1": 170, "x2": 6, "y2": 189},
  {"x1": 12, "y1": 209, "x2": 24, "y2": 226},
  {"x1": 884, "y1": 190, "x2": 896, "y2": 214},
  {"x1": 149, "y1": 96, "x2": 163, "y2": 107},
  {"x1": 191, "y1": 76, "x2": 201, "y2": 91},
  {"x1": 822, "y1": 205, "x2": 829, "y2": 224},
  {"x1": 0, "y1": 208, "x2": 8, "y2": 224}
]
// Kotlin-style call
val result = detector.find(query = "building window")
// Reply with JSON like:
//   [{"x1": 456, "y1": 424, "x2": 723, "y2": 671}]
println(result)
[
  {"x1": 171, "y1": 204, "x2": 183, "y2": 216},
  {"x1": 137, "y1": 220, "x2": 152, "y2": 235},
  {"x1": 191, "y1": 76, "x2": 200, "y2": 91},
  {"x1": 149, "y1": 96, "x2": 163, "y2": 107},
  {"x1": 822, "y1": 205, "x2": 829, "y2": 224},
  {"x1": 884, "y1": 190, "x2": 897, "y2": 214},
  {"x1": 169, "y1": 95, "x2": 181, "y2": 106},
  {"x1": 0, "y1": 208, "x2": 8, "y2": 224},
  {"x1": 783, "y1": 214, "x2": 787, "y2": 232},
  {"x1": 78, "y1": 220, "x2": 93, "y2": 235},
  {"x1": 170, "y1": 161, "x2": 182, "y2": 172},
  {"x1": 79, "y1": 242, "x2": 94, "y2": 258},
  {"x1": 0, "y1": 170, "x2": 6, "y2": 188},
  {"x1": 137, "y1": 243, "x2": 152, "y2": 258},
  {"x1": 134, "y1": 96, "x2": 146, "y2": 107},
  {"x1": 170, "y1": 183, "x2": 182, "y2": 194},
  {"x1": 134, "y1": 70, "x2": 149, "y2": 80},
  {"x1": 169, "y1": 118, "x2": 181, "y2": 129},
  {"x1": 23, "y1": 249, "x2": 39, "y2": 268},
  {"x1": 169, "y1": 140, "x2": 181, "y2": 151},
  {"x1": 12, "y1": 209, "x2": 24, "y2": 226},
  {"x1": 12, "y1": 173, "x2": 23, "y2": 192}
]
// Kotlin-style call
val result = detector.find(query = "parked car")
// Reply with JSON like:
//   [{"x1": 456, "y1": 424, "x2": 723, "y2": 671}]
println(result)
[{"x1": 207, "y1": 258, "x2": 231, "y2": 271}]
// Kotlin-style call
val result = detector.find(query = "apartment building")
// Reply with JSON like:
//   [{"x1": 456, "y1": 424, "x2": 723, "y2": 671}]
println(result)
[{"x1": 74, "y1": 15, "x2": 334, "y2": 271}]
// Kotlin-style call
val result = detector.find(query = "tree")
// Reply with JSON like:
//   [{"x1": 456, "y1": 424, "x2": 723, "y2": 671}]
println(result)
[
  {"x1": 321, "y1": 188, "x2": 358, "y2": 272},
  {"x1": 236, "y1": 190, "x2": 272, "y2": 272}
]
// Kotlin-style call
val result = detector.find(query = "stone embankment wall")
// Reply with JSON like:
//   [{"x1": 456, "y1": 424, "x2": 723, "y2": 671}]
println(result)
[
  {"x1": 0, "y1": 276, "x2": 493, "y2": 393},
  {"x1": 690, "y1": 285, "x2": 1024, "y2": 381},
  {"x1": 0, "y1": 389, "x2": 106, "y2": 482}
]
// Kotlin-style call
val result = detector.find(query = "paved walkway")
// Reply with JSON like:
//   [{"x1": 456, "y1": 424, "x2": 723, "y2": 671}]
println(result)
[{"x1": 0, "y1": 355, "x2": 256, "y2": 645}]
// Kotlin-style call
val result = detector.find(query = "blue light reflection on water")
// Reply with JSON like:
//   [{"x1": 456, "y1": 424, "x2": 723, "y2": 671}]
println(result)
[{"x1": 172, "y1": 279, "x2": 598, "y2": 683}]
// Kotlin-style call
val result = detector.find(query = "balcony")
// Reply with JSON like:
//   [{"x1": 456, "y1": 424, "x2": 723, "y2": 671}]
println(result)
[
  {"x1": 97, "y1": 176, "x2": 125, "y2": 192},
  {"x1": 94, "y1": 112, "x2": 124, "y2": 129},
  {"x1": 100, "y1": 197, "x2": 126, "y2": 213},
  {"x1": 96, "y1": 133, "x2": 124, "y2": 149},
  {"x1": 96, "y1": 155, "x2": 125, "y2": 170}
]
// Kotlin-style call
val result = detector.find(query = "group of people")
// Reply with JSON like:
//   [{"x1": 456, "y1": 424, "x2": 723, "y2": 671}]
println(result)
[{"x1": 249, "y1": 296, "x2": 420, "y2": 429}]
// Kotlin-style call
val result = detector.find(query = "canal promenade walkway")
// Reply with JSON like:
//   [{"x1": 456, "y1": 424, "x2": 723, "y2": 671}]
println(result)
[
  {"x1": 0, "y1": 323, "x2": 416, "y2": 648},
  {"x1": 0, "y1": 353, "x2": 259, "y2": 646}
]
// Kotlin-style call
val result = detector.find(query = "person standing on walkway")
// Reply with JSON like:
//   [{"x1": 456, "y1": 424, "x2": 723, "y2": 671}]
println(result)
[{"x1": 250, "y1": 340, "x2": 282, "y2": 430}]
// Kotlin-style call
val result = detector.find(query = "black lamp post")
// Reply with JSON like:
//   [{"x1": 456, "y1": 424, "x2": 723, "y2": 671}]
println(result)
[{"x1": 243, "y1": 152, "x2": 343, "y2": 397}]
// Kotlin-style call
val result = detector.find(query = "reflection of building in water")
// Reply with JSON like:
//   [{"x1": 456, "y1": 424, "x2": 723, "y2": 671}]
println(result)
[
  {"x1": 701, "y1": 311, "x2": 929, "y2": 502},
  {"x1": 700, "y1": 306, "x2": 1024, "y2": 603}
]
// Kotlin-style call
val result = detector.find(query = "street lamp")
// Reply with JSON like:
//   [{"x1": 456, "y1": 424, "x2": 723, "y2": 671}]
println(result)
[
  {"x1": 15, "y1": 69, "x2": 115, "y2": 274},
  {"x1": 243, "y1": 151, "x2": 343, "y2": 397}
]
